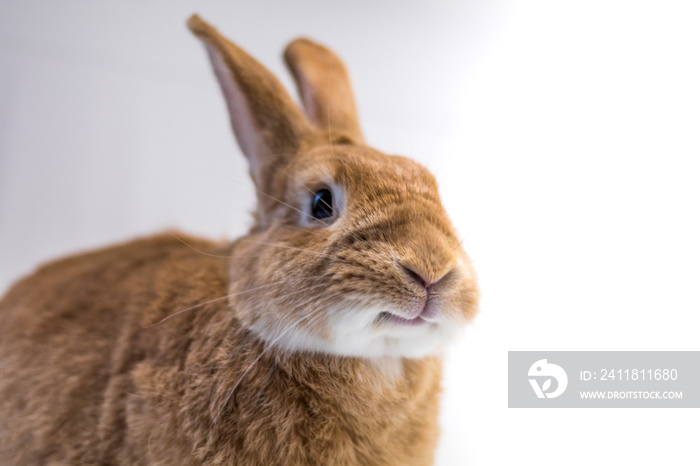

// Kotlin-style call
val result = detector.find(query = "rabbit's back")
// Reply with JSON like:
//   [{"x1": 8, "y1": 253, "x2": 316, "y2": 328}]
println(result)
[{"x1": 0, "y1": 233, "x2": 230, "y2": 464}]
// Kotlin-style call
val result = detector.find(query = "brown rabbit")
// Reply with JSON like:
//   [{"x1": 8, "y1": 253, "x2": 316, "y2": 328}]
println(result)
[{"x1": 0, "y1": 14, "x2": 479, "y2": 465}]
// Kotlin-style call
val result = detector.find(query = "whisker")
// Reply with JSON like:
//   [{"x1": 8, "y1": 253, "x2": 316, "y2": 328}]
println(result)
[
  {"x1": 260, "y1": 190, "x2": 332, "y2": 228},
  {"x1": 170, "y1": 230, "x2": 334, "y2": 261},
  {"x1": 451, "y1": 235, "x2": 467, "y2": 252},
  {"x1": 143, "y1": 295, "x2": 232, "y2": 328},
  {"x1": 210, "y1": 306, "x2": 326, "y2": 426},
  {"x1": 278, "y1": 224, "x2": 330, "y2": 237},
  {"x1": 235, "y1": 238, "x2": 329, "y2": 258},
  {"x1": 282, "y1": 177, "x2": 334, "y2": 212},
  {"x1": 170, "y1": 232, "x2": 233, "y2": 258},
  {"x1": 235, "y1": 237, "x2": 359, "y2": 268},
  {"x1": 143, "y1": 280, "x2": 287, "y2": 328},
  {"x1": 326, "y1": 52, "x2": 335, "y2": 156},
  {"x1": 171, "y1": 230, "x2": 357, "y2": 265},
  {"x1": 269, "y1": 285, "x2": 331, "y2": 337},
  {"x1": 198, "y1": 170, "x2": 332, "y2": 228}
]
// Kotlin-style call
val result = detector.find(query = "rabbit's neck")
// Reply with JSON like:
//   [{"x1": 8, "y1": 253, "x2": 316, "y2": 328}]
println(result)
[{"x1": 238, "y1": 341, "x2": 444, "y2": 418}]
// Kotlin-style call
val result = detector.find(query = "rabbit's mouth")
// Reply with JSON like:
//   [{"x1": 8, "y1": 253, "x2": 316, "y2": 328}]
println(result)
[
  {"x1": 376, "y1": 298, "x2": 438, "y2": 327},
  {"x1": 376, "y1": 312, "x2": 429, "y2": 327}
]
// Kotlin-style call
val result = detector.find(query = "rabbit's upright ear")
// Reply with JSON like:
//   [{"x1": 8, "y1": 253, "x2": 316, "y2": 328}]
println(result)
[
  {"x1": 284, "y1": 38, "x2": 365, "y2": 145},
  {"x1": 188, "y1": 15, "x2": 310, "y2": 189}
]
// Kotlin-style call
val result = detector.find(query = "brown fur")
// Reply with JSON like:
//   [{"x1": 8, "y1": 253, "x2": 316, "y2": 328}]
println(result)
[
  {"x1": 0, "y1": 14, "x2": 478, "y2": 465},
  {"x1": 0, "y1": 234, "x2": 442, "y2": 464}
]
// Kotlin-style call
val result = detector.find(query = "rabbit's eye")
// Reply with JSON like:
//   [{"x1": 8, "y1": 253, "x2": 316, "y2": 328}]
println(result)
[{"x1": 312, "y1": 189, "x2": 334, "y2": 220}]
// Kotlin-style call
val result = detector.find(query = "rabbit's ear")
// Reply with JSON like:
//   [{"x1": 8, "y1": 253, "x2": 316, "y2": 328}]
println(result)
[
  {"x1": 188, "y1": 15, "x2": 309, "y2": 188},
  {"x1": 284, "y1": 38, "x2": 365, "y2": 144}
]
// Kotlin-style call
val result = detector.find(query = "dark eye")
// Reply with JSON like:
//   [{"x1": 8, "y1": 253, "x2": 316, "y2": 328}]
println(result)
[{"x1": 312, "y1": 189, "x2": 334, "y2": 220}]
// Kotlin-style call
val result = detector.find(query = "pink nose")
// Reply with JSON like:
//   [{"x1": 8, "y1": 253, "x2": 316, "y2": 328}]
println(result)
[
  {"x1": 400, "y1": 263, "x2": 450, "y2": 290},
  {"x1": 401, "y1": 264, "x2": 429, "y2": 288}
]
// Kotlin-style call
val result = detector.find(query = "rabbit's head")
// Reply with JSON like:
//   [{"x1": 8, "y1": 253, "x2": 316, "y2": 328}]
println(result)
[{"x1": 189, "y1": 15, "x2": 478, "y2": 359}]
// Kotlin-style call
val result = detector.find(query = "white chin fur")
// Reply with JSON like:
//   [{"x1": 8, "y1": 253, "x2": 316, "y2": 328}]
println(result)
[{"x1": 250, "y1": 305, "x2": 463, "y2": 359}]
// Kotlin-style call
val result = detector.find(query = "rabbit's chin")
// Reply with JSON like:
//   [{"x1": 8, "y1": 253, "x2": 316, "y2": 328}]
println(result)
[{"x1": 251, "y1": 305, "x2": 465, "y2": 360}]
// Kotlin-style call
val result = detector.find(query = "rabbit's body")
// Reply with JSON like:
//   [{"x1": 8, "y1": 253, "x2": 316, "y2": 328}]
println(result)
[
  {"x1": 0, "y1": 233, "x2": 441, "y2": 465},
  {"x1": 0, "y1": 14, "x2": 478, "y2": 464}
]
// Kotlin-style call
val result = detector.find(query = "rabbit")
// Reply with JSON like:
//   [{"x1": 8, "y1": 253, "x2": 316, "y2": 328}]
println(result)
[{"x1": 0, "y1": 14, "x2": 479, "y2": 466}]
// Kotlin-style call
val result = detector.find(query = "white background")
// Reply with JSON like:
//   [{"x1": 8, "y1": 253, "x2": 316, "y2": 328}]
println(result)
[{"x1": 1, "y1": 1, "x2": 699, "y2": 465}]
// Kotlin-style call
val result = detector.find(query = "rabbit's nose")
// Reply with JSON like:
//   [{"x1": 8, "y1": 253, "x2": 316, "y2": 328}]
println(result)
[
  {"x1": 395, "y1": 222, "x2": 458, "y2": 289},
  {"x1": 400, "y1": 263, "x2": 430, "y2": 288},
  {"x1": 399, "y1": 260, "x2": 451, "y2": 290}
]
